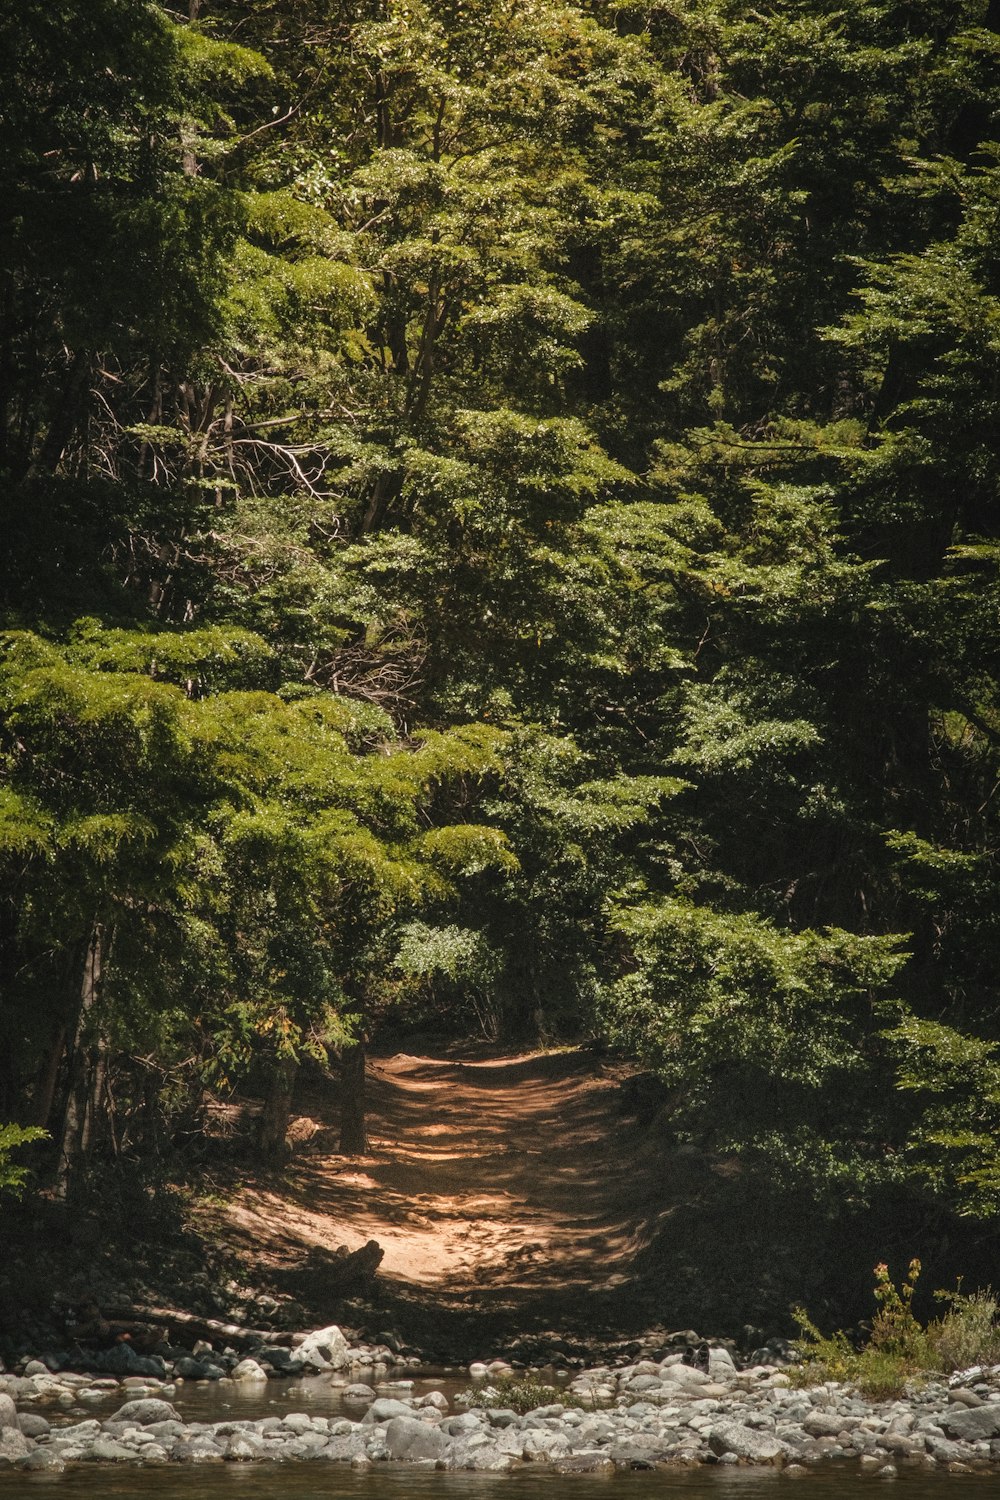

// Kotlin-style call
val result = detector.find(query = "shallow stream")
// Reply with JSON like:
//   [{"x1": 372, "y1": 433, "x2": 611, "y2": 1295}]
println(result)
[{"x1": 0, "y1": 1460, "x2": 993, "y2": 1498}]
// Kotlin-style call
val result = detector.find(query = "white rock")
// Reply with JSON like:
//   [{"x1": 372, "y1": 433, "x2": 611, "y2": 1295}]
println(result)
[{"x1": 297, "y1": 1325, "x2": 350, "y2": 1371}]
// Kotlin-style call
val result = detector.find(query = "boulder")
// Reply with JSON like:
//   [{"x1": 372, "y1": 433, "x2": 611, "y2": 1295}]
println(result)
[
  {"x1": 0, "y1": 1428, "x2": 30, "y2": 1463},
  {"x1": 802, "y1": 1412, "x2": 857, "y2": 1438},
  {"x1": 708, "y1": 1347, "x2": 737, "y2": 1378},
  {"x1": 553, "y1": 1452, "x2": 615, "y2": 1473},
  {"x1": 21, "y1": 1449, "x2": 65, "y2": 1472},
  {"x1": 17, "y1": 1414, "x2": 50, "y2": 1439},
  {"x1": 231, "y1": 1358, "x2": 268, "y2": 1383},
  {"x1": 0, "y1": 1395, "x2": 16, "y2": 1431},
  {"x1": 94, "y1": 1345, "x2": 166, "y2": 1378},
  {"x1": 112, "y1": 1398, "x2": 180, "y2": 1426},
  {"x1": 297, "y1": 1324, "x2": 350, "y2": 1372},
  {"x1": 384, "y1": 1415, "x2": 448, "y2": 1461},
  {"x1": 941, "y1": 1405, "x2": 1000, "y2": 1442},
  {"x1": 609, "y1": 1437, "x2": 675, "y2": 1469},
  {"x1": 344, "y1": 1383, "x2": 377, "y2": 1403},
  {"x1": 709, "y1": 1422, "x2": 790, "y2": 1462},
  {"x1": 91, "y1": 1435, "x2": 135, "y2": 1462},
  {"x1": 175, "y1": 1357, "x2": 224, "y2": 1380},
  {"x1": 363, "y1": 1397, "x2": 415, "y2": 1423}
]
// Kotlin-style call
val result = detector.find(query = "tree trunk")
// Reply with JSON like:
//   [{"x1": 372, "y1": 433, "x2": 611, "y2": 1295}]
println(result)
[
  {"x1": 339, "y1": 1041, "x2": 368, "y2": 1155},
  {"x1": 55, "y1": 923, "x2": 105, "y2": 1198},
  {"x1": 257, "y1": 1054, "x2": 298, "y2": 1160},
  {"x1": 33, "y1": 1023, "x2": 67, "y2": 1130}
]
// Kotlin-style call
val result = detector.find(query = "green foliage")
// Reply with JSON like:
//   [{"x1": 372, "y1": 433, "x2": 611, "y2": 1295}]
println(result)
[
  {"x1": 793, "y1": 1260, "x2": 928, "y2": 1398},
  {"x1": 603, "y1": 898, "x2": 906, "y2": 1201},
  {"x1": 927, "y1": 1286, "x2": 1000, "y2": 1372},
  {"x1": 0, "y1": 1124, "x2": 46, "y2": 1199},
  {"x1": 2, "y1": 0, "x2": 1000, "y2": 1284},
  {"x1": 794, "y1": 1261, "x2": 1000, "y2": 1396},
  {"x1": 461, "y1": 1377, "x2": 582, "y2": 1415}
]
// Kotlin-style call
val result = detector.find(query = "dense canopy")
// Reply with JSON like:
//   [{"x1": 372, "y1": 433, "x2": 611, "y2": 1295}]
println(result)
[{"x1": 2, "y1": 0, "x2": 1000, "y2": 1306}]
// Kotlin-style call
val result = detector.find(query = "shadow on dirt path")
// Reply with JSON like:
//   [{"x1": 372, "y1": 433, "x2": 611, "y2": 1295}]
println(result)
[
  {"x1": 200, "y1": 1045, "x2": 701, "y2": 1348},
  {"x1": 192, "y1": 1045, "x2": 942, "y2": 1354}
]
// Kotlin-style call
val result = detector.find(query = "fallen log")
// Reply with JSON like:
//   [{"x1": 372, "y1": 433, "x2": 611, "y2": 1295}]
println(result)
[{"x1": 91, "y1": 1305, "x2": 295, "y2": 1350}]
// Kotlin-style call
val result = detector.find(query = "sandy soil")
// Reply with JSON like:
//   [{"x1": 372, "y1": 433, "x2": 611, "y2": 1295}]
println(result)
[{"x1": 202, "y1": 1045, "x2": 674, "y2": 1339}]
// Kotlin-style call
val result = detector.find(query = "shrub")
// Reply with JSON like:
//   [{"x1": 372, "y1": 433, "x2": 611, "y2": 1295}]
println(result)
[
  {"x1": 792, "y1": 1260, "x2": 930, "y2": 1399},
  {"x1": 792, "y1": 1259, "x2": 1000, "y2": 1398},
  {"x1": 461, "y1": 1376, "x2": 582, "y2": 1415},
  {"x1": 926, "y1": 1286, "x2": 1000, "y2": 1371}
]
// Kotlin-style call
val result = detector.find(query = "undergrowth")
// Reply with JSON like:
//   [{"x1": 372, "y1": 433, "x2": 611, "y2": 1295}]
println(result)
[
  {"x1": 793, "y1": 1260, "x2": 1000, "y2": 1399},
  {"x1": 462, "y1": 1376, "x2": 584, "y2": 1414}
]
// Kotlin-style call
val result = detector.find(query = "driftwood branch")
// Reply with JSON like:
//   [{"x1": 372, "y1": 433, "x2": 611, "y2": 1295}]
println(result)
[{"x1": 93, "y1": 1305, "x2": 295, "y2": 1350}]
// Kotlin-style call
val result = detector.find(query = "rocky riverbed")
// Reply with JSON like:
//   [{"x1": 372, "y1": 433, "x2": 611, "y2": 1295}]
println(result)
[{"x1": 2, "y1": 1327, "x2": 1000, "y2": 1476}]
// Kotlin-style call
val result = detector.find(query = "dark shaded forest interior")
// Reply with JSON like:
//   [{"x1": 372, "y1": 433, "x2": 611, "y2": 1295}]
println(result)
[{"x1": 2, "y1": 0, "x2": 1000, "y2": 1346}]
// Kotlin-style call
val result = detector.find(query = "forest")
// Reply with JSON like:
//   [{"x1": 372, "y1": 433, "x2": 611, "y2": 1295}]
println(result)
[{"x1": 2, "y1": 0, "x2": 1000, "y2": 1310}]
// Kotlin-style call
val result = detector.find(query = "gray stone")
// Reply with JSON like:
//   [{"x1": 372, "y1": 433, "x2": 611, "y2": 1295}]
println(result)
[
  {"x1": 941, "y1": 1404, "x2": 1000, "y2": 1441},
  {"x1": 553, "y1": 1452, "x2": 615, "y2": 1473},
  {"x1": 21, "y1": 1448, "x2": 65, "y2": 1472},
  {"x1": 0, "y1": 1396, "x2": 16, "y2": 1430},
  {"x1": 147, "y1": 1419, "x2": 187, "y2": 1441},
  {"x1": 297, "y1": 1324, "x2": 350, "y2": 1372},
  {"x1": 926, "y1": 1436, "x2": 969, "y2": 1464},
  {"x1": 485, "y1": 1408, "x2": 520, "y2": 1427},
  {"x1": 17, "y1": 1413, "x2": 50, "y2": 1438},
  {"x1": 281, "y1": 1412, "x2": 316, "y2": 1434},
  {"x1": 113, "y1": 1398, "x2": 180, "y2": 1426},
  {"x1": 0, "y1": 1428, "x2": 31, "y2": 1463},
  {"x1": 344, "y1": 1383, "x2": 377, "y2": 1403},
  {"x1": 324, "y1": 1432, "x2": 369, "y2": 1461},
  {"x1": 186, "y1": 1358, "x2": 226, "y2": 1380},
  {"x1": 803, "y1": 1412, "x2": 857, "y2": 1437},
  {"x1": 172, "y1": 1436, "x2": 225, "y2": 1462},
  {"x1": 230, "y1": 1358, "x2": 268, "y2": 1383},
  {"x1": 709, "y1": 1422, "x2": 789, "y2": 1462},
  {"x1": 609, "y1": 1434, "x2": 676, "y2": 1468},
  {"x1": 91, "y1": 1435, "x2": 136, "y2": 1461},
  {"x1": 444, "y1": 1413, "x2": 483, "y2": 1436},
  {"x1": 363, "y1": 1397, "x2": 414, "y2": 1423},
  {"x1": 708, "y1": 1347, "x2": 737, "y2": 1377},
  {"x1": 384, "y1": 1415, "x2": 447, "y2": 1461}
]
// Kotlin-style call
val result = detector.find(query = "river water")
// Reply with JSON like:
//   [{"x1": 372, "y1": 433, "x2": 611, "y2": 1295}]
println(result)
[
  {"x1": 0, "y1": 1373, "x2": 992, "y2": 1498},
  {"x1": 0, "y1": 1463, "x2": 993, "y2": 1498}
]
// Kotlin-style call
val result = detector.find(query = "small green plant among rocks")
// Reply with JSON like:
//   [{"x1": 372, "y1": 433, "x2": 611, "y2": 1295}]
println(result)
[
  {"x1": 461, "y1": 1376, "x2": 584, "y2": 1415},
  {"x1": 793, "y1": 1259, "x2": 1000, "y2": 1399}
]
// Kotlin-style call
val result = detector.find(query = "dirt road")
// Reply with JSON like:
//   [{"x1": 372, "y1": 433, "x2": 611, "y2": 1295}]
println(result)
[{"x1": 205, "y1": 1046, "x2": 675, "y2": 1345}]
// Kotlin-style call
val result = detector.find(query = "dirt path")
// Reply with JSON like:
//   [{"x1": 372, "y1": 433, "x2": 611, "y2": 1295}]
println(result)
[{"x1": 204, "y1": 1046, "x2": 676, "y2": 1344}]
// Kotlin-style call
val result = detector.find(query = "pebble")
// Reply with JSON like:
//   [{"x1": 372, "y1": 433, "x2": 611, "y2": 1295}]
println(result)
[{"x1": 3, "y1": 1329, "x2": 1000, "y2": 1475}]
